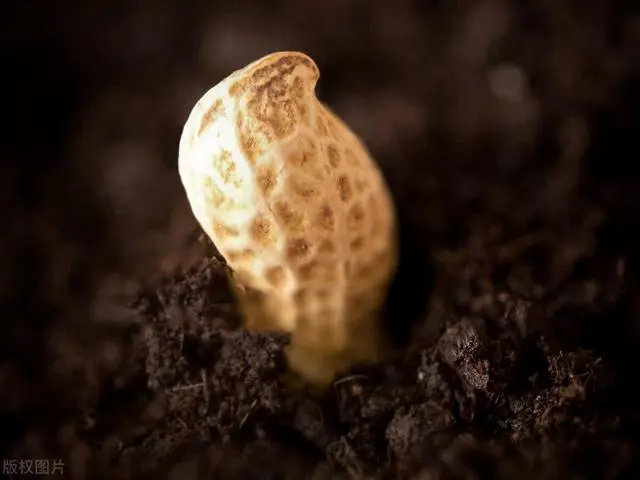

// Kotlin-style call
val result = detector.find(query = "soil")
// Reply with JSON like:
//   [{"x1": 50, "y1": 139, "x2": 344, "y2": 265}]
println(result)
[{"x1": 3, "y1": 0, "x2": 640, "y2": 478}]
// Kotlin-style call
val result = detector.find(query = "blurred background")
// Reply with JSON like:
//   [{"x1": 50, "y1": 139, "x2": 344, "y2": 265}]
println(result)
[{"x1": 2, "y1": 0, "x2": 640, "y2": 478}]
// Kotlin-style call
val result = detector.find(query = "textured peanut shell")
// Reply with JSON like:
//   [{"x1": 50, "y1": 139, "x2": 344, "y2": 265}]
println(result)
[{"x1": 178, "y1": 51, "x2": 398, "y2": 386}]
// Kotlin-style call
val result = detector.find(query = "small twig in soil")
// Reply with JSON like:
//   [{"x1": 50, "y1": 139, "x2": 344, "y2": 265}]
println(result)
[
  {"x1": 170, "y1": 382, "x2": 204, "y2": 392},
  {"x1": 240, "y1": 400, "x2": 258, "y2": 428},
  {"x1": 201, "y1": 369, "x2": 210, "y2": 413},
  {"x1": 333, "y1": 375, "x2": 368, "y2": 387}
]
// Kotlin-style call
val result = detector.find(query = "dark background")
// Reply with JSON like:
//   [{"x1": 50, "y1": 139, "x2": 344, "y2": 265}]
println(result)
[{"x1": 3, "y1": 0, "x2": 640, "y2": 478}]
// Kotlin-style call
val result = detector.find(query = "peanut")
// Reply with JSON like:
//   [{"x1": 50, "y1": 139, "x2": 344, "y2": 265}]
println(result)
[{"x1": 178, "y1": 51, "x2": 398, "y2": 386}]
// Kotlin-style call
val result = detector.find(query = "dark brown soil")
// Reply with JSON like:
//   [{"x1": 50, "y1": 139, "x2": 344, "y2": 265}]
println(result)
[{"x1": 3, "y1": 0, "x2": 640, "y2": 478}]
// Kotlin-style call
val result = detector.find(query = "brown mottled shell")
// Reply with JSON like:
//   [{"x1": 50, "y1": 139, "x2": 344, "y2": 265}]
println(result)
[{"x1": 178, "y1": 51, "x2": 398, "y2": 386}]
